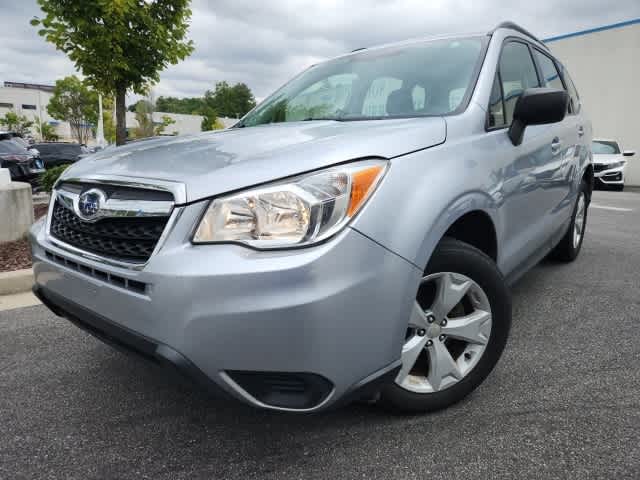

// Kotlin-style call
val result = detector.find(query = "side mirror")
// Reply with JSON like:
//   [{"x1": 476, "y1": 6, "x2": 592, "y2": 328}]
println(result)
[
  {"x1": 508, "y1": 88, "x2": 569, "y2": 146},
  {"x1": 623, "y1": 150, "x2": 635, "y2": 157}
]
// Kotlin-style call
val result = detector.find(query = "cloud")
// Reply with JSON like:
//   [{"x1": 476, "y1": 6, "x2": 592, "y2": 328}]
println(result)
[{"x1": 1, "y1": 0, "x2": 638, "y2": 103}]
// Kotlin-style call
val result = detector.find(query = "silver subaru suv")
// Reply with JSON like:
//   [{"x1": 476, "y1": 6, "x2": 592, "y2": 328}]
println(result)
[{"x1": 30, "y1": 22, "x2": 592, "y2": 413}]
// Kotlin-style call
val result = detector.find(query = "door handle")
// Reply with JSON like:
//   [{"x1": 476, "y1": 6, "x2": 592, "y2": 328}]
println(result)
[
  {"x1": 551, "y1": 137, "x2": 562, "y2": 155},
  {"x1": 577, "y1": 125, "x2": 585, "y2": 137}
]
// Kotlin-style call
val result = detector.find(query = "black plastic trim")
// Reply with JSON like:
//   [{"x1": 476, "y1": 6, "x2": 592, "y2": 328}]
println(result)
[
  {"x1": 333, "y1": 361, "x2": 402, "y2": 409},
  {"x1": 226, "y1": 371, "x2": 334, "y2": 410}
]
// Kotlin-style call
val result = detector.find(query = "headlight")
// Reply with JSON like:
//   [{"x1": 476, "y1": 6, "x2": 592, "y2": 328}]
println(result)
[
  {"x1": 193, "y1": 159, "x2": 387, "y2": 248},
  {"x1": 606, "y1": 161, "x2": 625, "y2": 169}
]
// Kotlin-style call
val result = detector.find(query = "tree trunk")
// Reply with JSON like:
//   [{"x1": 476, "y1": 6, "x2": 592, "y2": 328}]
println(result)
[{"x1": 115, "y1": 86, "x2": 127, "y2": 146}]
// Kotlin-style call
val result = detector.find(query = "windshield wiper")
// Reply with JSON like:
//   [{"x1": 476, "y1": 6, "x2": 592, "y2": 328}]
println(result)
[{"x1": 301, "y1": 117, "x2": 345, "y2": 122}]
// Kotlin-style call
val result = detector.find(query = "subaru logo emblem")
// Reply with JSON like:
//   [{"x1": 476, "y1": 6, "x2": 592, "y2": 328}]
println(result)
[{"x1": 76, "y1": 188, "x2": 106, "y2": 221}]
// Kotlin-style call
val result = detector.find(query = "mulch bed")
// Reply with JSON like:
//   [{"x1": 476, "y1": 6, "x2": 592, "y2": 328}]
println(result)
[{"x1": 0, "y1": 204, "x2": 50, "y2": 273}]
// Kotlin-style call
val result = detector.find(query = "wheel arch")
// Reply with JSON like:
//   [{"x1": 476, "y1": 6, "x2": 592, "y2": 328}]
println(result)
[
  {"x1": 443, "y1": 210, "x2": 498, "y2": 262},
  {"x1": 413, "y1": 192, "x2": 502, "y2": 272},
  {"x1": 582, "y1": 163, "x2": 594, "y2": 203}
]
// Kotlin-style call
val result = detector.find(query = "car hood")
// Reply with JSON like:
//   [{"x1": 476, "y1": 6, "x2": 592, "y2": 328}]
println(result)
[
  {"x1": 62, "y1": 118, "x2": 446, "y2": 203},
  {"x1": 593, "y1": 154, "x2": 624, "y2": 164}
]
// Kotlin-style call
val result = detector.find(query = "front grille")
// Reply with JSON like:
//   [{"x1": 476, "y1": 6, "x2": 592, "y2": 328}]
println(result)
[
  {"x1": 603, "y1": 172, "x2": 622, "y2": 181},
  {"x1": 593, "y1": 164, "x2": 608, "y2": 172},
  {"x1": 49, "y1": 184, "x2": 172, "y2": 263},
  {"x1": 44, "y1": 250, "x2": 147, "y2": 294}
]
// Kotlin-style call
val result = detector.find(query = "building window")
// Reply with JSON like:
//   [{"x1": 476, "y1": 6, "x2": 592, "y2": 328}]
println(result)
[
  {"x1": 22, "y1": 104, "x2": 37, "y2": 110},
  {"x1": 0, "y1": 102, "x2": 13, "y2": 108}
]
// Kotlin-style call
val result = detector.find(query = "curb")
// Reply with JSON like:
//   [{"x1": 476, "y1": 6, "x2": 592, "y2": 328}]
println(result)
[{"x1": 0, "y1": 268, "x2": 34, "y2": 296}]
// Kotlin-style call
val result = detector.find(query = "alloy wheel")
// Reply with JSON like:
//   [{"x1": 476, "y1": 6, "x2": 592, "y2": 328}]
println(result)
[
  {"x1": 573, "y1": 192, "x2": 586, "y2": 249},
  {"x1": 395, "y1": 272, "x2": 493, "y2": 394}
]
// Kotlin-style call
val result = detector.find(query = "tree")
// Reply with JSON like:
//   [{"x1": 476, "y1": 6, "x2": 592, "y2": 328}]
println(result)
[
  {"x1": 36, "y1": 122, "x2": 59, "y2": 141},
  {"x1": 133, "y1": 100, "x2": 155, "y2": 139},
  {"x1": 47, "y1": 75, "x2": 97, "y2": 144},
  {"x1": 32, "y1": 0, "x2": 194, "y2": 145},
  {"x1": 101, "y1": 96, "x2": 116, "y2": 144},
  {"x1": 0, "y1": 111, "x2": 34, "y2": 135},
  {"x1": 155, "y1": 115, "x2": 176, "y2": 135},
  {"x1": 156, "y1": 96, "x2": 202, "y2": 114},
  {"x1": 203, "y1": 81, "x2": 256, "y2": 118}
]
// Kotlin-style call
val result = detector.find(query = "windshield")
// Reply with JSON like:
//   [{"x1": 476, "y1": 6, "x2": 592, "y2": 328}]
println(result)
[
  {"x1": 0, "y1": 139, "x2": 27, "y2": 154},
  {"x1": 11, "y1": 137, "x2": 28, "y2": 148},
  {"x1": 592, "y1": 140, "x2": 620, "y2": 155},
  {"x1": 241, "y1": 37, "x2": 485, "y2": 127}
]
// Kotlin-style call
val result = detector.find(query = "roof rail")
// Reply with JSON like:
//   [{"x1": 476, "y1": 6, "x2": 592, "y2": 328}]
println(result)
[
  {"x1": 490, "y1": 21, "x2": 550, "y2": 50},
  {"x1": 351, "y1": 47, "x2": 367, "y2": 53}
]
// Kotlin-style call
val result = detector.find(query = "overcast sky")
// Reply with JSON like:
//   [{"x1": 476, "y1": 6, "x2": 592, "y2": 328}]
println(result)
[{"x1": 1, "y1": 0, "x2": 639, "y2": 103}]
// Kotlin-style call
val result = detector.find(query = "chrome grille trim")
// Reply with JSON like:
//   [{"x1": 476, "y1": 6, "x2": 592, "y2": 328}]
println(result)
[
  {"x1": 55, "y1": 187, "x2": 173, "y2": 222},
  {"x1": 58, "y1": 174, "x2": 187, "y2": 204},
  {"x1": 45, "y1": 178, "x2": 185, "y2": 270}
]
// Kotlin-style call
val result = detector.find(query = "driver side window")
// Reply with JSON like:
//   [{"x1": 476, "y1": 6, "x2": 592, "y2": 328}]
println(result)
[{"x1": 493, "y1": 41, "x2": 541, "y2": 127}]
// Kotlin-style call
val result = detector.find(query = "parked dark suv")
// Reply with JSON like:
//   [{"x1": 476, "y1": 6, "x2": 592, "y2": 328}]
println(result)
[
  {"x1": 0, "y1": 138, "x2": 44, "y2": 184},
  {"x1": 32, "y1": 142, "x2": 89, "y2": 168}
]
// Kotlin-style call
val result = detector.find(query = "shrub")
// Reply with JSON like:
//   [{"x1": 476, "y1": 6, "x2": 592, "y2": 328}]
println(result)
[{"x1": 40, "y1": 164, "x2": 70, "y2": 192}]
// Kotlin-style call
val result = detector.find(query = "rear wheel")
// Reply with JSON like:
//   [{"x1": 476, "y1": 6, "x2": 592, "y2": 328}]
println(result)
[
  {"x1": 550, "y1": 180, "x2": 589, "y2": 262},
  {"x1": 380, "y1": 238, "x2": 511, "y2": 413}
]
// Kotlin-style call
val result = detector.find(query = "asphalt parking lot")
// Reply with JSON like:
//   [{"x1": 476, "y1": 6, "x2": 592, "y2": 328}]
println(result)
[{"x1": 1, "y1": 189, "x2": 639, "y2": 480}]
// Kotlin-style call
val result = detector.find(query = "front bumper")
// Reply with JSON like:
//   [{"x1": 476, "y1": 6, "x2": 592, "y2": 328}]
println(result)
[
  {"x1": 594, "y1": 165, "x2": 625, "y2": 185},
  {"x1": 30, "y1": 208, "x2": 420, "y2": 411}
]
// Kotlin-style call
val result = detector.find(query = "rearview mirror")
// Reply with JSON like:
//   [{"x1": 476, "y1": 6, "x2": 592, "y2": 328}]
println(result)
[
  {"x1": 508, "y1": 88, "x2": 569, "y2": 146},
  {"x1": 623, "y1": 150, "x2": 636, "y2": 157}
]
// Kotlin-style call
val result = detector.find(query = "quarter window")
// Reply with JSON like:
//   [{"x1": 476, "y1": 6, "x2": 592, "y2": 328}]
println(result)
[
  {"x1": 488, "y1": 74, "x2": 505, "y2": 128},
  {"x1": 498, "y1": 42, "x2": 540, "y2": 125}
]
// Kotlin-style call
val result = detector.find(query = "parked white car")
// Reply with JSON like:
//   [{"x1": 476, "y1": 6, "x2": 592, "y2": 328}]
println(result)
[{"x1": 592, "y1": 139, "x2": 635, "y2": 191}]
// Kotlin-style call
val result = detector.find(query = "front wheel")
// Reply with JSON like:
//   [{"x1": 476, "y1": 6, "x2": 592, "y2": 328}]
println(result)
[{"x1": 380, "y1": 238, "x2": 511, "y2": 413}]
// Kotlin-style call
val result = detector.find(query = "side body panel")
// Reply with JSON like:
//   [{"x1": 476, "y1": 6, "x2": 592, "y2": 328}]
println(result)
[{"x1": 353, "y1": 29, "x2": 587, "y2": 281}]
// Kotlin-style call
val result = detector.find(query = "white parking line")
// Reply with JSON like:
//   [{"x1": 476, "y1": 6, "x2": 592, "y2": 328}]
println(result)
[{"x1": 590, "y1": 203, "x2": 633, "y2": 212}]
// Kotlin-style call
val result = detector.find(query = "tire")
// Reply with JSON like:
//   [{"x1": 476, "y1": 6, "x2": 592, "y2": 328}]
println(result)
[
  {"x1": 379, "y1": 238, "x2": 511, "y2": 414},
  {"x1": 550, "y1": 180, "x2": 589, "y2": 262}
]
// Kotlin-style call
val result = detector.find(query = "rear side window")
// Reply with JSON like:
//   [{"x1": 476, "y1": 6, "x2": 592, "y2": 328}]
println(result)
[
  {"x1": 533, "y1": 50, "x2": 564, "y2": 91},
  {"x1": 562, "y1": 68, "x2": 581, "y2": 114},
  {"x1": 498, "y1": 42, "x2": 540, "y2": 125}
]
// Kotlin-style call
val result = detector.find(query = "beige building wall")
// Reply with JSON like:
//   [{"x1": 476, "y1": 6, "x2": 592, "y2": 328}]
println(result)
[{"x1": 547, "y1": 20, "x2": 640, "y2": 185}]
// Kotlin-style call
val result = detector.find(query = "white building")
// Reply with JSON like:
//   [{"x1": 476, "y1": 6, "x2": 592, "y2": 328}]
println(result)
[
  {"x1": 546, "y1": 18, "x2": 640, "y2": 185},
  {"x1": 0, "y1": 82, "x2": 73, "y2": 139},
  {"x1": 0, "y1": 81, "x2": 235, "y2": 142}
]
